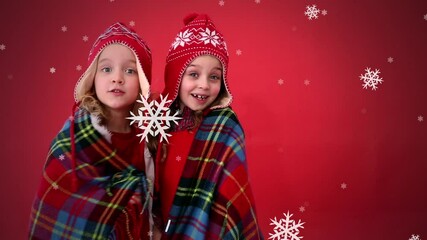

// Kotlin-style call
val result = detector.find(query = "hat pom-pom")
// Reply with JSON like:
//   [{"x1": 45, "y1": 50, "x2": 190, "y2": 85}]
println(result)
[{"x1": 183, "y1": 13, "x2": 199, "y2": 25}]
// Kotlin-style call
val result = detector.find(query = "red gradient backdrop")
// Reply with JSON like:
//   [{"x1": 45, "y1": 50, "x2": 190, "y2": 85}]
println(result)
[{"x1": 0, "y1": 0, "x2": 426, "y2": 239}]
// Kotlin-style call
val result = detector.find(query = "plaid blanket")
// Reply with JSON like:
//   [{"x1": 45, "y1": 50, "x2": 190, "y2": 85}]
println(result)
[
  {"x1": 29, "y1": 108, "x2": 151, "y2": 239},
  {"x1": 163, "y1": 107, "x2": 263, "y2": 240}
]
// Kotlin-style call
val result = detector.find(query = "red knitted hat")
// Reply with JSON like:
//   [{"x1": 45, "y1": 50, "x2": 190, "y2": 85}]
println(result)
[
  {"x1": 163, "y1": 13, "x2": 232, "y2": 109},
  {"x1": 74, "y1": 22, "x2": 152, "y2": 101}
]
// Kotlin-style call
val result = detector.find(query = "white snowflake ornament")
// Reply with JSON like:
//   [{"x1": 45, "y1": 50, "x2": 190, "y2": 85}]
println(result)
[
  {"x1": 127, "y1": 94, "x2": 181, "y2": 143},
  {"x1": 269, "y1": 211, "x2": 305, "y2": 240},
  {"x1": 304, "y1": 5, "x2": 320, "y2": 20},
  {"x1": 360, "y1": 68, "x2": 383, "y2": 90},
  {"x1": 409, "y1": 234, "x2": 421, "y2": 240}
]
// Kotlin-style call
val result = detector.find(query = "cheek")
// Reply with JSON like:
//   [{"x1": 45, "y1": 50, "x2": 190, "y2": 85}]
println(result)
[{"x1": 211, "y1": 83, "x2": 221, "y2": 97}]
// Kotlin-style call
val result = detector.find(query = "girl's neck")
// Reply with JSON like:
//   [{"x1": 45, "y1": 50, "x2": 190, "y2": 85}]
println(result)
[{"x1": 105, "y1": 109, "x2": 132, "y2": 133}]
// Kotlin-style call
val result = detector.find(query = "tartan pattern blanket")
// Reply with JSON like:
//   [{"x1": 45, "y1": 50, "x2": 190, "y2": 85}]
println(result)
[
  {"x1": 29, "y1": 108, "x2": 150, "y2": 239},
  {"x1": 163, "y1": 107, "x2": 263, "y2": 240}
]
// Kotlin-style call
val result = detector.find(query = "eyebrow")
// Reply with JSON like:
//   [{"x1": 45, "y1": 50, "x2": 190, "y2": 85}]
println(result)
[
  {"x1": 187, "y1": 64, "x2": 222, "y2": 71},
  {"x1": 98, "y1": 58, "x2": 137, "y2": 64}
]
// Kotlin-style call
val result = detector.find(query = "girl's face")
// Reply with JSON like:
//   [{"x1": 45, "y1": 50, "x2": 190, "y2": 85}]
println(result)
[
  {"x1": 179, "y1": 55, "x2": 222, "y2": 111},
  {"x1": 94, "y1": 44, "x2": 139, "y2": 114}
]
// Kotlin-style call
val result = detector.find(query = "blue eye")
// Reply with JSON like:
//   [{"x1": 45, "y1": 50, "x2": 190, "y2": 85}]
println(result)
[
  {"x1": 210, "y1": 75, "x2": 221, "y2": 80},
  {"x1": 189, "y1": 72, "x2": 198, "y2": 78},
  {"x1": 125, "y1": 68, "x2": 136, "y2": 74},
  {"x1": 101, "y1": 67, "x2": 112, "y2": 73}
]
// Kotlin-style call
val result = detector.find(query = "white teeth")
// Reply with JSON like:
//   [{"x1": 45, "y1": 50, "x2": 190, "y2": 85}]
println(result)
[{"x1": 192, "y1": 94, "x2": 207, "y2": 100}]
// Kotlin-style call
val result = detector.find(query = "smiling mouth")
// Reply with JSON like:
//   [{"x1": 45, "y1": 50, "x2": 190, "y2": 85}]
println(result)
[
  {"x1": 110, "y1": 89, "x2": 124, "y2": 93},
  {"x1": 191, "y1": 94, "x2": 208, "y2": 100}
]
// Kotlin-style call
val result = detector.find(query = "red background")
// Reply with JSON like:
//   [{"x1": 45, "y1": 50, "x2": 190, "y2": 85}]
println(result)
[{"x1": 0, "y1": 0, "x2": 426, "y2": 239}]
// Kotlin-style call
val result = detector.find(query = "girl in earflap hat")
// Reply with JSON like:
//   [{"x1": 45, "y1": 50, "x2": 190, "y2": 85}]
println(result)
[
  {"x1": 29, "y1": 22, "x2": 156, "y2": 239},
  {"x1": 149, "y1": 13, "x2": 263, "y2": 239}
]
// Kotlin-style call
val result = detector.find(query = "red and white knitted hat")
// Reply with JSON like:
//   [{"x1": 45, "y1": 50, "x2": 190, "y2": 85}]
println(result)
[
  {"x1": 162, "y1": 13, "x2": 232, "y2": 109},
  {"x1": 74, "y1": 22, "x2": 152, "y2": 101}
]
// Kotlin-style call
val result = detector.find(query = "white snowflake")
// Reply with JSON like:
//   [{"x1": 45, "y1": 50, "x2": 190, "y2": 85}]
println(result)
[
  {"x1": 269, "y1": 211, "x2": 305, "y2": 240},
  {"x1": 236, "y1": 49, "x2": 242, "y2": 56},
  {"x1": 0, "y1": 44, "x2": 5, "y2": 51},
  {"x1": 409, "y1": 234, "x2": 421, "y2": 240},
  {"x1": 129, "y1": 21, "x2": 135, "y2": 27},
  {"x1": 219, "y1": 0, "x2": 225, "y2": 6},
  {"x1": 299, "y1": 206, "x2": 305, "y2": 213},
  {"x1": 50, "y1": 67, "x2": 56, "y2": 74},
  {"x1": 304, "y1": 5, "x2": 320, "y2": 20},
  {"x1": 424, "y1": 14, "x2": 427, "y2": 21},
  {"x1": 172, "y1": 29, "x2": 192, "y2": 49},
  {"x1": 61, "y1": 26, "x2": 68, "y2": 32},
  {"x1": 278, "y1": 79, "x2": 284, "y2": 85},
  {"x1": 199, "y1": 28, "x2": 220, "y2": 47},
  {"x1": 59, "y1": 154, "x2": 65, "y2": 161},
  {"x1": 82, "y1": 35, "x2": 89, "y2": 42},
  {"x1": 360, "y1": 68, "x2": 383, "y2": 90},
  {"x1": 176, "y1": 155, "x2": 182, "y2": 162},
  {"x1": 255, "y1": 0, "x2": 261, "y2": 3},
  {"x1": 127, "y1": 94, "x2": 181, "y2": 143},
  {"x1": 147, "y1": 231, "x2": 153, "y2": 237},
  {"x1": 387, "y1": 57, "x2": 394, "y2": 63},
  {"x1": 76, "y1": 65, "x2": 82, "y2": 71},
  {"x1": 418, "y1": 115, "x2": 424, "y2": 122},
  {"x1": 304, "y1": 79, "x2": 310, "y2": 86},
  {"x1": 321, "y1": 9, "x2": 328, "y2": 16},
  {"x1": 340, "y1": 182, "x2": 347, "y2": 189}
]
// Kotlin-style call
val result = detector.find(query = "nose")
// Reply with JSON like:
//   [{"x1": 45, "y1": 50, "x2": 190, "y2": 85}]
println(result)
[
  {"x1": 111, "y1": 71, "x2": 124, "y2": 85},
  {"x1": 198, "y1": 77, "x2": 210, "y2": 89}
]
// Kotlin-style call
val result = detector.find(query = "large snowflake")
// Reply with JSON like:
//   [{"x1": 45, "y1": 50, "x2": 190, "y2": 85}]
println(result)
[
  {"x1": 304, "y1": 5, "x2": 320, "y2": 20},
  {"x1": 409, "y1": 234, "x2": 421, "y2": 240},
  {"x1": 269, "y1": 211, "x2": 305, "y2": 240},
  {"x1": 127, "y1": 94, "x2": 181, "y2": 143},
  {"x1": 360, "y1": 67, "x2": 383, "y2": 90}
]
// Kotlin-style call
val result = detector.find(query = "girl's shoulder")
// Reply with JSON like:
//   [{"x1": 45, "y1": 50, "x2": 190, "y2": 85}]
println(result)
[{"x1": 205, "y1": 107, "x2": 241, "y2": 128}]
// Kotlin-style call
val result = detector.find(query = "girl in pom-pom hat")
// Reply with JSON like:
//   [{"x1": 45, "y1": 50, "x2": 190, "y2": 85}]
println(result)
[
  {"x1": 149, "y1": 13, "x2": 263, "y2": 239},
  {"x1": 29, "y1": 23, "x2": 156, "y2": 239}
]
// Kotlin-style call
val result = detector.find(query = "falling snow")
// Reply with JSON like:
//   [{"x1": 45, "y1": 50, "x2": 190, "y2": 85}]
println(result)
[
  {"x1": 299, "y1": 206, "x2": 305, "y2": 213},
  {"x1": 176, "y1": 156, "x2": 182, "y2": 162},
  {"x1": 59, "y1": 154, "x2": 65, "y2": 161},
  {"x1": 269, "y1": 211, "x2": 305, "y2": 240},
  {"x1": 278, "y1": 79, "x2": 284, "y2": 85},
  {"x1": 82, "y1": 35, "x2": 89, "y2": 42},
  {"x1": 219, "y1": 0, "x2": 225, "y2": 6},
  {"x1": 409, "y1": 234, "x2": 421, "y2": 240},
  {"x1": 418, "y1": 115, "x2": 424, "y2": 122},
  {"x1": 321, "y1": 9, "x2": 328, "y2": 16},
  {"x1": 50, "y1": 67, "x2": 56, "y2": 74},
  {"x1": 340, "y1": 182, "x2": 347, "y2": 189},
  {"x1": 360, "y1": 68, "x2": 383, "y2": 90},
  {"x1": 0, "y1": 44, "x2": 6, "y2": 51},
  {"x1": 387, "y1": 57, "x2": 394, "y2": 63},
  {"x1": 304, "y1": 79, "x2": 310, "y2": 86},
  {"x1": 304, "y1": 5, "x2": 320, "y2": 20},
  {"x1": 61, "y1": 26, "x2": 67, "y2": 32},
  {"x1": 236, "y1": 49, "x2": 242, "y2": 56},
  {"x1": 127, "y1": 94, "x2": 181, "y2": 143}
]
